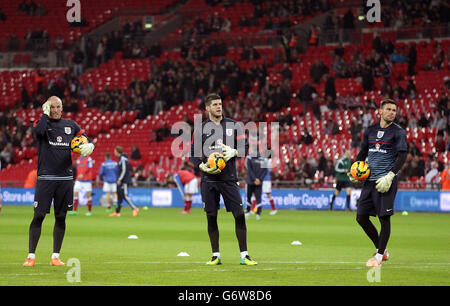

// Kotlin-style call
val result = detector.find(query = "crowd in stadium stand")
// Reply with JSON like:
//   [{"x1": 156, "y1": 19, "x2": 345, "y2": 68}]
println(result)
[{"x1": 1, "y1": 39, "x2": 449, "y2": 186}]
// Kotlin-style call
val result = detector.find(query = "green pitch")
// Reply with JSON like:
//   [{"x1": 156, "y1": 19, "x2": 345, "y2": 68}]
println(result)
[{"x1": 0, "y1": 205, "x2": 449, "y2": 286}]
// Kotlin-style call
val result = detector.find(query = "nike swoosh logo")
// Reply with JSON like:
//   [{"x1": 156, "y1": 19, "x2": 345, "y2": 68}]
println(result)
[
  {"x1": 68, "y1": 205, "x2": 73, "y2": 207},
  {"x1": 386, "y1": 209, "x2": 392, "y2": 212}
]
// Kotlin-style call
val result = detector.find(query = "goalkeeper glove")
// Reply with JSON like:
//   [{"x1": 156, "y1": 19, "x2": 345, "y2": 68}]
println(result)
[
  {"x1": 42, "y1": 101, "x2": 51, "y2": 116},
  {"x1": 375, "y1": 171, "x2": 396, "y2": 193},
  {"x1": 79, "y1": 143, "x2": 95, "y2": 157},
  {"x1": 221, "y1": 144, "x2": 237, "y2": 162},
  {"x1": 199, "y1": 162, "x2": 221, "y2": 175},
  {"x1": 347, "y1": 172, "x2": 359, "y2": 184}
]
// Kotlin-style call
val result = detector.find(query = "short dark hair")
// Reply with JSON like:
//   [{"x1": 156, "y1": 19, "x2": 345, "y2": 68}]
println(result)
[
  {"x1": 115, "y1": 146, "x2": 123, "y2": 154},
  {"x1": 205, "y1": 93, "x2": 221, "y2": 106},
  {"x1": 380, "y1": 99, "x2": 397, "y2": 108},
  {"x1": 105, "y1": 152, "x2": 111, "y2": 159}
]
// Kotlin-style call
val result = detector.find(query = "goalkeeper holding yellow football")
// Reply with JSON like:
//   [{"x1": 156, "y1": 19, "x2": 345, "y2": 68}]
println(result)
[
  {"x1": 349, "y1": 99, "x2": 407, "y2": 268},
  {"x1": 190, "y1": 93, "x2": 257, "y2": 266},
  {"x1": 23, "y1": 96, "x2": 94, "y2": 267}
]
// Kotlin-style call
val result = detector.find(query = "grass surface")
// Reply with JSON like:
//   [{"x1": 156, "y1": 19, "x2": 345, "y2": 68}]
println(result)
[{"x1": 0, "y1": 205, "x2": 449, "y2": 286}]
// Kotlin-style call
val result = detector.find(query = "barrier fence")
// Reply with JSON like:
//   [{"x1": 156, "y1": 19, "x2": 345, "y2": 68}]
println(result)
[{"x1": 2, "y1": 187, "x2": 449, "y2": 213}]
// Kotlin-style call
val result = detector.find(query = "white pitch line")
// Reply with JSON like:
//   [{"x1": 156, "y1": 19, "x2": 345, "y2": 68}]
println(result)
[
  {"x1": 100, "y1": 260, "x2": 450, "y2": 265},
  {"x1": 3, "y1": 273, "x2": 51, "y2": 276},
  {"x1": 2, "y1": 261, "x2": 449, "y2": 266}
]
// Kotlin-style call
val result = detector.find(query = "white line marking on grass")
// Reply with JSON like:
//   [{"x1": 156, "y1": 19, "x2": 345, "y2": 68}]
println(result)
[
  {"x1": 101, "y1": 261, "x2": 450, "y2": 265},
  {"x1": 3, "y1": 273, "x2": 51, "y2": 276}
]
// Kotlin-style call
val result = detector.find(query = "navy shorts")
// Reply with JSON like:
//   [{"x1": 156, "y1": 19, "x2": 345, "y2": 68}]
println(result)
[
  {"x1": 34, "y1": 180, "x2": 74, "y2": 214},
  {"x1": 201, "y1": 180, "x2": 244, "y2": 214},
  {"x1": 246, "y1": 184, "x2": 262, "y2": 204},
  {"x1": 356, "y1": 177, "x2": 398, "y2": 217}
]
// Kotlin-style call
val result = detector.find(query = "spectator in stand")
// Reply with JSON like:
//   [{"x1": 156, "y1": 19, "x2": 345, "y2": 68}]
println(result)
[
  {"x1": 441, "y1": 166, "x2": 450, "y2": 191},
  {"x1": 72, "y1": 46, "x2": 84, "y2": 77},
  {"x1": 343, "y1": 9, "x2": 355, "y2": 29},
  {"x1": 410, "y1": 155, "x2": 426, "y2": 178},
  {"x1": 390, "y1": 48, "x2": 408, "y2": 63},
  {"x1": 132, "y1": 166, "x2": 147, "y2": 186},
  {"x1": 418, "y1": 114, "x2": 430, "y2": 128},
  {"x1": 55, "y1": 35, "x2": 65, "y2": 67},
  {"x1": 24, "y1": 169, "x2": 38, "y2": 188},
  {"x1": 350, "y1": 116, "x2": 363, "y2": 148},
  {"x1": 435, "y1": 132, "x2": 446, "y2": 153},
  {"x1": 323, "y1": 159, "x2": 335, "y2": 178},
  {"x1": 431, "y1": 111, "x2": 447, "y2": 133},
  {"x1": 408, "y1": 115, "x2": 418, "y2": 129},
  {"x1": 408, "y1": 43, "x2": 417, "y2": 75},
  {"x1": 300, "y1": 128, "x2": 313, "y2": 145},
  {"x1": 241, "y1": 46, "x2": 260, "y2": 61},
  {"x1": 317, "y1": 151, "x2": 327, "y2": 173},
  {"x1": 299, "y1": 156, "x2": 314, "y2": 187},
  {"x1": 0, "y1": 143, "x2": 13, "y2": 166},
  {"x1": 307, "y1": 25, "x2": 319, "y2": 46},
  {"x1": 7, "y1": 34, "x2": 20, "y2": 51},
  {"x1": 425, "y1": 161, "x2": 440, "y2": 189},
  {"x1": 309, "y1": 59, "x2": 329, "y2": 84},
  {"x1": 361, "y1": 64, "x2": 374, "y2": 91},
  {"x1": 324, "y1": 73, "x2": 336, "y2": 101},
  {"x1": 280, "y1": 63, "x2": 292, "y2": 81},
  {"x1": 325, "y1": 119, "x2": 339, "y2": 135},
  {"x1": 297, "y1": 80, "x2": 317, "y2": 113},
  {"x1": 130, "y1": 145, "x2": 142, "y2": 160},
  {"x1": 332, "y1": 55, "x2": 351, "y2": 78},
  {"x1": 18, "y1": 0, "x2": 29, "y2": 14}
]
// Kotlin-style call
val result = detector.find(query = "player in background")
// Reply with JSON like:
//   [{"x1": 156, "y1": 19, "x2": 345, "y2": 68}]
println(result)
[
  {"x1": 173, "y1": 163, "x2": 198, "y2": 214},
  {"x1": 348, "y1": 99, "x2": 407, "y2": 267},
  {"x1": 248, "y1": 150, "x2": 277, "y2": 215},
  {"x1": 69, "y1": 155, "x2": 94, "y2": 216},
  {"x1": 190, "y1": 93, "x2": 257, "y2": 266},
  {"x1": 24, "y1": 169, "x2": 37, "y2": 188},
  {"x1": 245, "y1": 152, "x2": 267, "y2": 220},
  {"x1": 262, "y1": 151, "x2": 277, "y2": 215},
  {"x1": 23, "y1": 96, "x2": 94, "y2": 267},
  {"x1": 99, "y1": 152, "x2": 118, "y2": 213},
  {"x1": 109, "y1": 146, "x2": 139, "y2": 217},
  {"x1": 329, "y1": 150, "x2": 352, "y2": 211}
]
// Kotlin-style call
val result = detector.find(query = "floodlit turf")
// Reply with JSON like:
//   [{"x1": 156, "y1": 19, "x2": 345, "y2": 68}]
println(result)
[{"x1": 0, "y1": 205, "x2": 449, "y2": 286}]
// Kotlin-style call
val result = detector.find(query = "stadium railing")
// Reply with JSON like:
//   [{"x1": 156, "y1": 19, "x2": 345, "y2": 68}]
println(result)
[
  {"x1": 0, "y1": 179, "x2": 443, "y2": 191},
  {"x1": 318, "y1": 23, "x2": 450, "y2": 45}
]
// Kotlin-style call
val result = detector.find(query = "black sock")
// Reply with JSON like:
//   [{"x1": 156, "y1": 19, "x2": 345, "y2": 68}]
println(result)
[
  {"x1": 53, "y1": 211, "x2": 67, "y2": 253},
  {"x1": 356, "y1": 214, "x2": 379, "y2": 249},
  {"x1": 377, "y1": 216, "x2": 391, "y2": 255},
  {"x1": 206, "y1": 212, "x2": 219, "y2": 253},
  {"x1": 246, "y1": 201, "x2": 251, "y2": 213},
  {"x1": 233, "y1": 211, "x2": 247, "y2": 252},
  {"x1": 346, "y1": 195, "x2": 350, "y2": 209},
  {"x1": 329, "y1": 194, "x2": 336, "y2": 208},
  {"x1": 29, "y1": 212, "x2": 46, "y2": 253}
]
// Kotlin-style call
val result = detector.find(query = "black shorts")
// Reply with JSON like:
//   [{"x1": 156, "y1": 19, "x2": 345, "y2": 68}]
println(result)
[
  {"x1": 356, "y1": 177, "x2": 398, "y2": 217},
  {"x1": 336, "y1": 181, "x2": 351, "y2": 191},
  {"x1": 246, "y1": 184, "x2": 262, "y2": 204},
  {"x1": 34, "y1": 180, "x2": 74, "y2": 214},
  {"x1": 201, "y1": 180, "x2": 244, "y2": 214}
]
